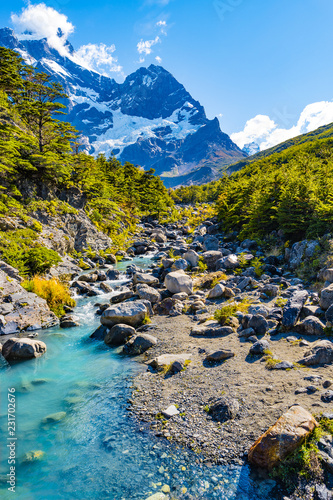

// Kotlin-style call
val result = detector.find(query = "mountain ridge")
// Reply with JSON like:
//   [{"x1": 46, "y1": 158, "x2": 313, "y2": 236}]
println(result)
[{"x1": 0, "y1": 27, "x2": 246, "y2": 182}]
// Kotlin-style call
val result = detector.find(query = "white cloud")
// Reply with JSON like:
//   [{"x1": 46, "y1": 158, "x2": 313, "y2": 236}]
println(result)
[
  {"x1": 74, "y1": 43, "x2": 123, "y2": 76},
  {"x1": 156, "y1": 20, "x2": 167, "y2": 34},
  {"x1": 231, "y1": 101, "x2": 333, "y2": 151},
  {"x1": 11, "y1": 3, "x2": 74, "y2": 56},
  {"x1": 11, "y1": 3, "x2": 123, "y2": 77},
  {"x1": 155, "y1": 56, "x2": 162, "y2": 64},
  {"x1": 137, "y1": 36, "x2": 160, "y2": 55}
]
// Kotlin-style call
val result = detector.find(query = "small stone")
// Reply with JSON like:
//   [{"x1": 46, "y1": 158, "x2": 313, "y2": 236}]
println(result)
[
  {"x1": 162, "y1": 405, "x2": 179, "y2": 419},
  {"x1": 321, "y1": 391, "x2": 333, "y2": 403},
  {"x1": 323, "y1": 380, "x2": 332, "y2": 389},
  {"x1": 42, "y1": 411, "x2": 66, "y2": 424},
  {"x1": 205, "y1": 349, "x2": 235, "y2": 363},
  {"x1": 249, "y1": 339, "x2": 270, "y2": 355}
]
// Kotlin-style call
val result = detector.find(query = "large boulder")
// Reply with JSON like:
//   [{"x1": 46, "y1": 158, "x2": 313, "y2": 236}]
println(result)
[
  {"x1": 183, "y1": 250, "x2": 200, "y2": 268},
  {"x1": 202, "y1": 251, "x2": 223, "y2": 270},
  {"x1": 0, "y1": 270, "x2": 58, "y2": 334},
  {"x1": 110, "y1": 291, "x2": 135, "y2": 304},
  {"x1": 104, "y1": 324, "x2": 136, "y2": 346},
  {"x1": 298, "y1": 340, "x2": 333, "y2": 366},
  {"x1": 2, "y1": 338, "x2": 47, "y2": 361},
  {"x1": 295, "y1": 316, "x2": 325, "y2": 336},
  {"x1": 123, "y1": 333, "x2": 157, "y2": 355},
  {"x1": 136, "y1": 284, "x2": 161, "y2": 304},
  {"x1": 101, "y1": 301, "x2": 148, "y2": 328},
  {"x1": 288, "y1": 240, "x2": 320, "y2": 269},
  {"x1": 282, "y1": 290, "x2": 309, "y2": 328},
  {"x1": 164, "y1": 270, "x2": 193, "y2": 295},
  {"x1": 320, "y1": 284, "x2": 333, "y2": 310},
  {"x1": 208, "y1": 283, "x2": 225, "y2": 299},
  {"x1": 133, "y1": 273, "x2": 158, "y2": 286},
  {"x1": 203, "y1": 236, "x2": 219, "y2": 252},
  {"x1": 248, "y1": 405, "x2": 318, "y2": 469},
  {"x1": 249, "y1": 315, "x2": 268, "y2": 335},
  {"x1": 172, "y1": 259, "x2": 188, "y2": 271}
]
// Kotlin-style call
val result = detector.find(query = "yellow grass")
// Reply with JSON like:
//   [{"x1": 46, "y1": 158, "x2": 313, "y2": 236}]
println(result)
[{"x1": 22, "y1": 277, "x2": 76, "y2": 317}]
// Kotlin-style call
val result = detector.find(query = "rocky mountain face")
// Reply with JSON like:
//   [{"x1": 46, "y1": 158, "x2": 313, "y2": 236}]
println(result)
[
  {"x1": 242, "y1": 142, "x2": 260, "y2": 156},
  {"x1": 0, "y1": 27, "x2": 247, "y2": 184}
]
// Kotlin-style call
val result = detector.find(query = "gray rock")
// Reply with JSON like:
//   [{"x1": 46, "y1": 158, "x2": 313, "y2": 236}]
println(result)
[
  {"x1": 104, "y1": 324, "x2": 136, "y2": 346},
  {"x1": 295, "y1": 315, "x2": 325, "y2": 335},
  {"x1": 249, "y1": 315, "x2": 268, "y2": 335},
  {"x1": 162, "y1": 405, "x2": 180, "y2": 419},
  {"x1": 238, "y1": 327, "x2": 255, "y2": 338},
  {"x1": 133, "y1": 273, "x2": 159, "y2": 286},
  {"x1": 110, "y1": 291, "x2": 134, "y2": 304},
  {"x1": 191, "y1": 321, "x2": 233, "y2": 337},
  {"x1": 161, "y1": 257, "x2": 174, "y2": 269},
  {"x1": 321, "y1": 391, "x2": 333, "y2": 403},
  {"x1": 216, "y1": 254, "x2": 239, "y2": 270},
  {"x1": 288, "y1": 240, "x2": 320, "y2": 269},
  {"x1": 136, "y1": 284, "x2": 161, "y2": 304},
  {"x1": 172, "y1": 258, "x2": 188, "y2": 271},
  {"x1": 208, "y1": 397, "x2": 239, "y2": 421},
  {"x1": 2, "y1": 338, "x2": 47, "y2": 360},
  {"x1": 203, "y1": 235, "x2": 219, "y2": 252},
  {"x1": 123, "y1": 333, "x2": 157, "y2": 355},
  {"x1": 322, "y1": 269, "x2": 333, "y2": 283},
  {"x1": 172, "y1": 292, "x2": 188, "y2": 301},
  {"x1": 72, "y1": 281, "x2": 98, "y2": 296},
  {"x1": 282, "y1": 290, "x2": 309, "y2": 327},
  {"x1": 101, "y1": 301, "x2": 148, "y2": 328},
  {"x1": 249, "y1": 339, "x2": 270, "y2": 355},
  {"x1": 90, "y1": 325, "x2": 108, "y2": 340},
  {"x1": 164, "y1": 270, "x2": 193, "y2": 295},
  {"x1": 320, "y1": 284, "x2": 333, "y2": 310},
  {"x1": 261, "y1": 284, "x2": 279, "y2": 298},
  {"x1": 78, "y1": 272, "x2": 98, "y2": 283},
  {"x1": 208, "y1": 283, "x2": 225, "y2": 299},
  {"x1": 183, "y1": 250, "x2": 200, "y2": 267},
  {"x1": 205, "y1": 349, "x2": 235, "y2": 362},
  {"x1": 148, "y1": 353, "x2": 191, "y2": 372},
  {"x1": 203, "y1": 251, "x2": 223, "y2": 270},
  {"x1": 248, "y1": 305, "x2": 269, "y2": 318},
  {"x1": 273, "y1": 361, "x2": 294, "y2": 370},
  {"x1": 326, "y1": 304, "x2": 333, "y2": 323},
  {"x1": 298, "y1": 340, "x2": 333, "y2": 366},
  {"x1": 0, "y1": 270, "x2": 58, "y2": 334},
  {"x1": 60, "y1": 315, "x2": 80, "y2": 328},
  {"x1": 100, "y1": 282, "x2": 113, "y2": 293}
]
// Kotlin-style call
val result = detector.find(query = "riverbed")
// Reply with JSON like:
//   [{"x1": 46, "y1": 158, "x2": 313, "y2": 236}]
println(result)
[{"x1": 0, "y1": 257, "x2": 274, "y2": 499}]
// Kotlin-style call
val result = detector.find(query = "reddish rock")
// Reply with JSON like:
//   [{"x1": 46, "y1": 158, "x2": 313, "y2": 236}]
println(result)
[{"x1": 248, "y1": 405, "x2": 318, "y2": 469}]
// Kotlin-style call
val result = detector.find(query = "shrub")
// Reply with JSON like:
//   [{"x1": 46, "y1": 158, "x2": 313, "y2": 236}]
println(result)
[
  {"x1": 22, "y1": 277, "x2": 76, "y2": 316},
  {"x1": 24, "y1": 247, "x2": 61, "y2": 276},
  {"x1": 214, "y1": 299, "x2": 250, "y2": 325}
]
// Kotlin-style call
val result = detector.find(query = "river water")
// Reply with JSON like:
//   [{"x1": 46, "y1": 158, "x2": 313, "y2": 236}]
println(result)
[{"x1": 0, "y1": 257, "x2": 275, "y2": 499}]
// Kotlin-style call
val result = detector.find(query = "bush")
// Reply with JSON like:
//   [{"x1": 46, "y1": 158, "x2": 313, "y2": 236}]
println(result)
[
  {"x1": 22, "y1": 277, "x2": 76, "y2": 316},
  {"x1": 214, "y1": 299, "x2": 250, "y2": 325},
  {"x1": 24, "y1": 247, "x2": 61, "y2": 276}
]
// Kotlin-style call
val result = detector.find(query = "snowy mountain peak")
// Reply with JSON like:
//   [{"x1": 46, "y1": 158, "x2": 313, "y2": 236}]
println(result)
[{"x1": 0, "y1": 27, "x2": 247, "y2": 183}]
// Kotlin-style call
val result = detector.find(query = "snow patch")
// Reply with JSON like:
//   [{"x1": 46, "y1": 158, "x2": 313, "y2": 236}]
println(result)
[
  {"x1": 41, "y1": 58, "x2": 70, "y2": 78},
  {"x1": 15, "y1": 48, "x2": 36, "y2": 66}
]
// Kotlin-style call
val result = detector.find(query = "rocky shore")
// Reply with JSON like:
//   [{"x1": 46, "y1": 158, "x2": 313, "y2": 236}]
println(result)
[{"x1": 3, "y1": 208, "x2": 333, "y2": 498}]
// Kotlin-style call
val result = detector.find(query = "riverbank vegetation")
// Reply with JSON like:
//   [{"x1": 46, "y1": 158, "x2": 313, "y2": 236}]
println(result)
[{"x1": 0, "y1": 47, "x2": 173, "y2": 272}]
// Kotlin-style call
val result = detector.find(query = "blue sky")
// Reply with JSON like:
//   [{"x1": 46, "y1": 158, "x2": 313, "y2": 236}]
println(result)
[{"x1": 1, "y1": 0, "x2": 333, "y2": 149}]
